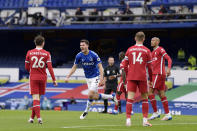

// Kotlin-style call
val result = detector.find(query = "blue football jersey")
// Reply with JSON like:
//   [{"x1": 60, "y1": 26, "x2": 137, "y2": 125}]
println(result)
[{"x1": 74, "y1": 50, "x2": 102, "y2": 78}]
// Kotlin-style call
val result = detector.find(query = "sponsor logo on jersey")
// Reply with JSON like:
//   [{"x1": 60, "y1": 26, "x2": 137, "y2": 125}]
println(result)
[{"x1": 82, "y1": 62, "x2": 94, "y2": 66}]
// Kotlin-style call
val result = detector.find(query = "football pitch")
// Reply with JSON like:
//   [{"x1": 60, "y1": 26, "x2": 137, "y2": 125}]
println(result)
[{"x1": 0, "y1": 110, "x2": 197, "y2": 131}]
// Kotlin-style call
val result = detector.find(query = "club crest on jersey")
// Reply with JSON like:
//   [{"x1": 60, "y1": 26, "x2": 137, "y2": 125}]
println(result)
[
  {"x1": 113, "y1": 70, "x2": 115, "y2": 74},
  {"x1": 107, "y1": 70, "x2": 110, "y2": 75},
  {"x1": 152, "y1": 57, "x2": 157, "y2": 61},
  {"x1": 82, "y1": 59, "x2": 85, "y2": 62},
  {"x1": 89, "y1": 57, "x2": 93, "y2": 61}
]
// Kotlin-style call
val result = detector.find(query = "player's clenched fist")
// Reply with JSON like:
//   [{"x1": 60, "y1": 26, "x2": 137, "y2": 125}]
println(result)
[{"x1": 98, "y1": 79, "x2": 105, "y2": 87}]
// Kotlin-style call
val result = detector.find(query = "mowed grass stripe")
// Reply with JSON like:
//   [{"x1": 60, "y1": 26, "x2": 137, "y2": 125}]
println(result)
[{"x1": 0, "y1": 110, "x2": 197, "y2": 131}]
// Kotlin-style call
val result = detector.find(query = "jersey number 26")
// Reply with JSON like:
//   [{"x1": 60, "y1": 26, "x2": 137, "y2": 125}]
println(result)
[{"x1": 31, "y1": 56, "x2": 45, "y2": 68}]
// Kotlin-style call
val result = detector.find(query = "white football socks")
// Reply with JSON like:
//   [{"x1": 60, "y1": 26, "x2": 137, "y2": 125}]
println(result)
[
  {"x1": 100, "y1": 93, "x2": 113, "y2": 99},
  {"x1": 84, "y1": 99, "x2": 93, "y2": 112}
]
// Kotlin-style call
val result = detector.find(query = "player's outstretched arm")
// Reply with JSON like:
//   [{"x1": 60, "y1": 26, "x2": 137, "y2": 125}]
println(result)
[
  {"x1": 123, "y1": 51, "x2": 129, "y2": 70},
  {"x1": 147, "y1": 50, "x2": 153, "y2": 84},
  {"x1": 147, "y1": 63, "x2": 153, "y2": 87},
  {"x1": 165, "y1": 54, "x2": 172, "y2": 77},
  {"x1": 98, "y1": 63, "x2": 104, "y2": 87},
  {"x1": 115, "y1": 67, "x2": 121, "y2": 78},
  {"x1": 147, "y1": 63, "x2": 153, "y2": 82},
  {"x1": 103, "y1": 77, "x2": 107, "y2": 89},
  {"x1": 25, "y1": 51, "x2": 30, "y2": 72},
  {"x1": 65, "y1": 64, "x2": 77, "y2": 82},
  {"x1": 121, "y1": 69, "x2": 126, "y2": 85},
  {"x1": 25, "y1": 62, "x2": 30, "y2": 72},
  {"x1": 47, "y1": 62, "x2": 58, "y2": 86},
  {"x1": 120, "y1": 59, "x2": 128, "y2": 86}
]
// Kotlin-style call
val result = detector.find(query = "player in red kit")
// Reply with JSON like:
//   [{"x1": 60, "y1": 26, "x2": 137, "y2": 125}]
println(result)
[
  {"x1": 25, "y1": 35, "x2": 57, "y2": 124},
  {"x1": 124, "y1": 32, "x2": 153, "y2": 127},
  {"x1": 148, "y1": 37, "x2": 172, "y2": 121},
  {"x1": 110, "y1": 51, "x2": 128, "y2": 114}
]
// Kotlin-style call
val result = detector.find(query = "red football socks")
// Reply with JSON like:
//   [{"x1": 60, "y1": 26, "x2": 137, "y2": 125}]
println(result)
[
  {"x1": 31, "y1": 109, "x2": 35, "y2": 119},
  {"x1": 161, "y1": 96, "x2": 169, "y2": 114},
  {"x1": 33, "y1": 100, "x2": 41, "y2": 118},
  {"x1": 148, "y1": 94, "x2": 158, "y2": 113},
  {"x1": 126, "y1": 99, "x2": 134, "y2": 118},
  {"x1": 142, "y1": 99, "x2": 149, "y2": 118},
  {"x1": 114, "y1": 94, "x2": 120, "y2": 111},
  {"x1": 114, "y1": 104, "x2": 118, "y2": 111}
]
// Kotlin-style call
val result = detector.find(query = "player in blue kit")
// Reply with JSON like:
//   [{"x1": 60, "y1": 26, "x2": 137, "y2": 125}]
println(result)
[{"x1": 65, "y1": 39, "x2": 118, "y2": 119}]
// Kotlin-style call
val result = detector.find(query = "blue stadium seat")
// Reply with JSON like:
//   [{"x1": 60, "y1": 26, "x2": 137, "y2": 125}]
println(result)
[{"x1": 0, "y1": 0, "x2": 196, "y2": 10}]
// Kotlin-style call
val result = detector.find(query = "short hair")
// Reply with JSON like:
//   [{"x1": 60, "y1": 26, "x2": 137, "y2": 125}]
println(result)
[
  {"x1": 152, "y1": 37, "x2": 160, "y2": 43},
  {"x1": 135, "y1": 31, "x2": 145, "y2": 42},
  {"x1": 34, "y1": 35, "x2": 45, "y2": 46},
  {"x1": 119, "y1": 51, "x2": 125, "y2": 58},
  {"x1": 108, "y1": 56, "x2": 114, "y2": 59},
  {"x1": 80, "y1": 39, "x2": 89, "y2": 46}
]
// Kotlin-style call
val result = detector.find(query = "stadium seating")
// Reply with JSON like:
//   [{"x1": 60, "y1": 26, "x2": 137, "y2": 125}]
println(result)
[
  {"x1": 152, "y1": 0, "x2": 197, "y2": 6},
  {"x1": 0, "y1": 0, "x2": 196, "y2": 69},
  {"x1": 0, "y1": 0, "x2": 197, "y2": 9}
]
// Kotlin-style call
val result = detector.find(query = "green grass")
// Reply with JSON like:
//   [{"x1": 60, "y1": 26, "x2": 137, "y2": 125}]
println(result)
[{"x1": 0, "y1": 110, "x2": 197, "y2": 131}]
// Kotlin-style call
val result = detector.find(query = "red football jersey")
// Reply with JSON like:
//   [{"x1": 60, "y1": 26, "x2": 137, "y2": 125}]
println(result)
[
  {"x1": 152, "y1": 46, "x2": 172, "y2": 75},
  {"x1": 124, "y1": 44, "x2": 153, "y2": 81},
  {"x1": 120, "y1": 59, "x2": 128, "y2": 81},
  {"x1": 25, "y1": 48, "x2": 55, "y2": 81}
]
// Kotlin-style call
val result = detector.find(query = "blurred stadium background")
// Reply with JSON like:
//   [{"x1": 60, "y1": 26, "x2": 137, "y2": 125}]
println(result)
[{"x1": 0, "y1": 0, "x2": 197, "y2": 117}]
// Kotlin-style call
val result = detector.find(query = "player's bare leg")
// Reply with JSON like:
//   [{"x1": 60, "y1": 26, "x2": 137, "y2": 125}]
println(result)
[
  {"x1": 126, "y1": 91, "x2": 135, "y2": 126},
  {"x1": 158, "y1": 90, "x2": 172, "y2": 121},
  {"x1": 80, "y1": 90, "x2": 117, "y2": 119},
  {"x1": 141, "y1": 93, "x2": 152, "y2": 127},
  {"x1": 148, "y1": 88, "x2": 160, "y2": 120},
  {"x1": 109, "y1": 91, "x2": 121, "y2": 115},
  {"x1": 80, "y1": 90, "x2": 95, "y2": 120},
  {"x1": 113, "y1": 91, "x2": 122, "y2": 114},
  {"x1": 28, "y1": 94, "x2": 42, "y2": 124}
]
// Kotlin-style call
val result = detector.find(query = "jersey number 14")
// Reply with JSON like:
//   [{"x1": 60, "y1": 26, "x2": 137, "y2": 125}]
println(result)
[{"x1": 132, "y1": 52, "x2": 143, "y2": 64}]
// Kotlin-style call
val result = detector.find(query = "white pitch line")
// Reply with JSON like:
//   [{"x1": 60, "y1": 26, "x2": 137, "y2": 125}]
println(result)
[
  {"x1": 67, "y1": 127, "x2": 133, "y2": 131},
  {"x1": 153, "y1": 123, "x2": 197, "y2": 126},
  {"x1": 62, "y1": 123, "x2": 197, "y2": 129},
  {"x1": 62, "y1": 125, "x2": 122, "y2": 128}
]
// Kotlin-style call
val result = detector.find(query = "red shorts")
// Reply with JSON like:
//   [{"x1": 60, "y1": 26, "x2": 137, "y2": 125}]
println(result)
[
  {"x1": 117, "y1": 80, "x2": 127, "y2": 93},
  {"x1": 29, "y1": 80, "x2": 46, "y2": 95},
  {"x1": 151, "y1": 74, "x2": 166, "y2": 91},
  {"x1": 127, "y1": 80, "x2": 148, "y2": 93}
]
